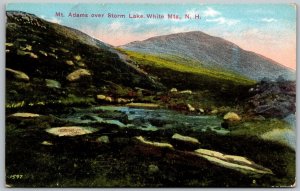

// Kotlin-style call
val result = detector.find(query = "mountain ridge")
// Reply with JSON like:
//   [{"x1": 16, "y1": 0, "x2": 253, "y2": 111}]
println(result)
[{"x1": 121, "y1": 31, "x2": 295, "y2": 81}]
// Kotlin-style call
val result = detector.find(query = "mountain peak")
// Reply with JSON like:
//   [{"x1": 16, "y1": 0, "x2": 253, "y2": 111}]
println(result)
[{"x1": 121, "y1": 31, "x2": 295, "y2": 81}]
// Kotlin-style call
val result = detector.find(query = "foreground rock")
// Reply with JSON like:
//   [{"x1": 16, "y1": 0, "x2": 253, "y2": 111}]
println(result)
[
  {"x1": 170, "y1": 88, "x2": 178, "y2": 92},
  {"x1": 126, "y1": 103, "x2": 160, "y2": 108},
  {"x1": 148, "y1": 164, "x2": 159, "y2": 174},
  {"x1": 194, "y1": 149, "x2": 274, "y2": 176},
  {"x1": 247, "y1": 79, "x2": 296, "y2": 118},
  {"x1": 9, "y1": 112, "x2": 40, "y2": 118},
  {"x1": 6, "y1": 68, "x2": 30, "y2": 81},
  {"x1": 96, "y1": 94, "x2": 113, "y2": 103},
  {"x1": 96, "y1": 135, "x2": 110, "y2": 144},
  {"x1": 45, "y1": 79, "x2": 61, "y2": 89},
  {"x1": 96, "y1": 95, "x2": 132, "y2": 104},
  {"x1": 41, "y1": 141, "x2": 53, "y2": 146},
  {"x1": 223, "y1": 112, "x2": 241, "y2": 121},
  {"x1": 46, "y1": 126, "x2": 98, "y2": 137},
  {"x1": 135, "y1": 136, "x2": 173, "y2": 149},
  {"x1": 133, "y1": 136, "x2": 273, "y2": 177},
  {"x1": 171, "y1": 133, "x2": 200, "y2": 150},
  {"x1": 187, "y1": 104, "x2": 195, "y2": 112},
  {"x1": 66, "y1": 69, "x2": 91, "y2": 82}
]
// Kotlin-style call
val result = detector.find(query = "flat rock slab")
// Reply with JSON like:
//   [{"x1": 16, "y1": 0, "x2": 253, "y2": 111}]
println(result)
[
  {"x1": 126, "y1": 103, "x2": 160, "y2": 108},
  {"x1": 172, "y1": 133, "x2": 199, "y2": 144},
  {"x1": 171, "y1": 133, "x2": 200, "y2": 150},
  {"x1": 194, "y1": 149, "x2": 274, "y2": 176},
  {"x1": 46, "y1": 126, "x2": 98, "y2": 137},
  {"x1": 135, "y1": 136, "x2": 174, "y2": 149},
  {"x1": 9, "y1": 112, "x2": 40, "y2": 118},
  {"x1": 133, "y1": 136, "x2": 273, "y2": 177}
]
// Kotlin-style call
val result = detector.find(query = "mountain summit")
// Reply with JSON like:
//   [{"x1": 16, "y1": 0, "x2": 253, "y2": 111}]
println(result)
[{"x1": 121, "y1": 31, "x2": 295, "y2": 81}]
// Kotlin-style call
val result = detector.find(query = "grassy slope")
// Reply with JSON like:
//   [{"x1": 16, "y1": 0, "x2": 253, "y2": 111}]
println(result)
[
  {"x1": 121, "y1": 50, "x2": 255, "y2": 85},
  {"x1": 120, "y1": 49, "x2": 256, "y2": 98}
]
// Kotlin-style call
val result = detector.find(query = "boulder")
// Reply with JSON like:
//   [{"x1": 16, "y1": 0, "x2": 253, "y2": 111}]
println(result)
[
  {"x1": 97, "y1": 94, "x2": 106, "y2": 100},
  {"x1": 6, "y1": 68, "x2": 29, "y2": 81},
  {"x1": 171, "y1": 133, "x2": 200, "y2": 150},
  {"x1": 60, "y1": 48, "x2": 69, "y2": 53},
  {"x1": 39, "y1": 50, "x2": 48, "y2": 57},
  {"x1": 17, "y1": 50, "x2": 38, "y2": 59},
  {"x1": 96, "y1": 136, "x2": 110, "y2": 144},
  {"x1": 65, "y1": 60, "x2": 74, "y2": 66},
  {"x1": 223, "y1": 112, "x2": 241, "y2": 121},
  {"x1": 246, "y1": 80, "x2": 295, "y2": 118},
  {"x1": 170, "y1": 88, "x2": 178, "y2": 92},
  {"x1": 77, "y1": 62, "x2": 85, "y2": 67},
  {"x1": 20, "y1": 44, "x2": 32, "y2": 51},
  {"x1": 96, "y1": 94, "x2": 113, "y2": 103},
  {"x1": 41, "y1": 141, "x2": 53, "y2": 146},
  {"x1": 116, "y1": 98, "x2": 131, "y2": 104},
  {"x1": 45, "y1": 79, "x2": 61, "y2": 89},
  {"x1": 187, "y1": 104, "x2": 195, "y2": 112},
  {"x1": 5, "y1": 42, "x2": 14, "y2": 47},
  {"x1": 49, "y1": 53, "x2": 58, "y2": 59},
  {"x1": 74, "y1": 55, "x2": 82, "y2": 61},
  {"x1": 46, "y1": 126, "x2": 98, "y2": 137},
  {"x1": 254, "y1": 101, "x2": 295, "y2": 118},
  {"x1": 148, "y1": 164, "x2": 159, "y2": 174},
  {"x1": 66, "y1": 69, "x2": 91, "y2": 82},
  {"x1": 105, "y1": 96, "x2": 113, "y2": 103}
]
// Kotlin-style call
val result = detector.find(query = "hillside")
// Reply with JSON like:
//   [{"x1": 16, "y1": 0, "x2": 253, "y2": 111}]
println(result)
[
  {"x1": 119, "y1": 49, "x2": 256, "y2": 98},
  {"x1": 6, "y1": 11, "x2": 162, "y2": 108},
  {"x1": 121, "y1": 31, "x2": 295, "y2": 81}
]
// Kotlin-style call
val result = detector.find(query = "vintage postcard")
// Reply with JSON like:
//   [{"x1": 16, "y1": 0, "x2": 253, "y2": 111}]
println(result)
[{"x1": 5, "y1": 3, "x2": 296, "y2": 187}]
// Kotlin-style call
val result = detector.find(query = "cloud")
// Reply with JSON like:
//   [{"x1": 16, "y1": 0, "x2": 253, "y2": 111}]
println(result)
[
  {"x1": 186, "y1": 8, "x2": 201, "y2": 16},
  {"x1": 109, "y1": 21, "x2": 123, "y2": 30},
  {"x1": 46, "y1": 17, "x2": 62, "y2": 24},
  {"x1": 203, "y1": 7, "x2": 239, "y2": 26},
  {"x1": 206, "y1": 17, "x2": 240, "y2": 26},
  {"x1": 203, "y1": 7, "x2": 221, "y2": 17},
  {"x1": 261, "y1": 18, "x2": 277, "y2": 23}
]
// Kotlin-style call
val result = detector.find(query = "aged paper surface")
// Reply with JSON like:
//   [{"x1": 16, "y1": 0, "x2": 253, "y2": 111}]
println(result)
[{"x1": 5, "y1": 3, "x2": 296, "y2": 187}]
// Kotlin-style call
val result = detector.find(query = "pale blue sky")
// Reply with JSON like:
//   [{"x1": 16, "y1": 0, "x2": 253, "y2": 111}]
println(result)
[{"x1": 6, "y1": 3, "x2": 296, "y2": 68}]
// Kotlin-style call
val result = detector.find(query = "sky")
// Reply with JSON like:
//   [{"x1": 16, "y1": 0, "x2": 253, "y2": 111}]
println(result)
[{"x1": 6, "y1": 3, "x2": 296, "y2": 69}]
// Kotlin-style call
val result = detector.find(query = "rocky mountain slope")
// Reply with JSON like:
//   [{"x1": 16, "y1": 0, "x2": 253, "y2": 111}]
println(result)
[
  {"x1": 6, "y1": 11, "x2": 162, "y2": 108},
  {"x1": 121, "y1": 31, "x2": 295, "y2": 81}
]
